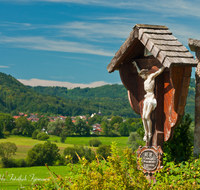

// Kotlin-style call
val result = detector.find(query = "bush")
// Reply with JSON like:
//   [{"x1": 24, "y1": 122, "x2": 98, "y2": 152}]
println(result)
[
  {"x1": 89, "y1": 138, "x2": 102, "y2": 147},
  {"x1": 127, "y1": 131, "x2": 144, "y2": 151},
  {"x1": 4, "y1": 131, "x2": 10, "y2": 137},
  {"x1": 37, "y1": 132, "x2": 49, "y2": 140},
  {"x1": 154, "y1": 158, "x2": 200, "y2": 189},
  {"x1": 26, "y1": 141, "x2": 60, "y2": 166},
  {"x1": 32, "y1": 130, "x2": 40, "y2": 139},
  {"x1": 31, "y1": 143, "x2": 149, "y2": 189},
  {"x1": 63, "y1": 145, "x2": 95, "y2": 164},
  {"x1": 11, "y1": 128, "x2": 18, "y2": 135},
  {"x1": 96, "y1": 144, "x2": 111, "y2": 160}
]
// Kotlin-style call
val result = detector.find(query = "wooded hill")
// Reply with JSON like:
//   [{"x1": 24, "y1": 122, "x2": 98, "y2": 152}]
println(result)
[{"x1": 0, "y1": 72, "x2": 195, "y2": 118}]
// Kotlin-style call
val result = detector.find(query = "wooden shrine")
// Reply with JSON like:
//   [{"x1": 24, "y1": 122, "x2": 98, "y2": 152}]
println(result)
[{"x1": 107, "y1": 24, "x2": 197, "y2": 176}]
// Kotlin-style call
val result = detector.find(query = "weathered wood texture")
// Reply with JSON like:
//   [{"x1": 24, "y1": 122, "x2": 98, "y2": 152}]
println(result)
[
  {"x1": 107, "y1": 24, "x2": 197, "y2": 73},
  {"x1": 188, "y1": 38, "x2": 200, "y2": 157},
  {"x1": 107, "y1": 24, "x2": 196, "y2": 146}
]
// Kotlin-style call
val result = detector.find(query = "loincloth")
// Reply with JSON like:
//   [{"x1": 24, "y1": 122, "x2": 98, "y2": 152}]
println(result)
[{"x1": 143, "y1": 98, "x2": 157, "y2": 110}]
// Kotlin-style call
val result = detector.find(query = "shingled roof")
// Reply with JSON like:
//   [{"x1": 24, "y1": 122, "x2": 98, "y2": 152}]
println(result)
[{"x1": 107, "y1": 24, "x2": 197, "y2": 73}]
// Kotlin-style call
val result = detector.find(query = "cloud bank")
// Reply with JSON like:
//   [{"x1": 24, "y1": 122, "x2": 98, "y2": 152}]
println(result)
[{"x1": 18, "y1": 78, "x2": 111, "y2": 89}]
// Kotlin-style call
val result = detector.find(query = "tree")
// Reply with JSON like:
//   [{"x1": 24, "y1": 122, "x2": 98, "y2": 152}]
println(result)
[
  {"x1": 26, "y1": 141, "x2": 60, "y2": 166},
  {"x1": 101, "y1": 121, "x2": 109, "y2": 136},
  {"x1": 127, "y1": 132, "x2": 143, "y2": 151},
  {"x1": 37, "y1": 116, "x2": 50, "y2": 130},
  {"x1": 47, "y1": 118, "x2": 64, "y2": 135},
  {"x1": 0, "y1": 113, "x2": 15, "y2": 136},
  {"x1": 0, "y1": 142, "x2": 17, "y2": 164},
  {"x1": 15, "y1": 116, "x2": 35, "y2": 136},
  {"x1": 88, "y1": 115, "x2": 102, "y2": 126},
  {"x1": 64, "y1": 117, "x2": 74, "y2": 135},
  {"x1": 110, "y1": 116, "x2": 123, "y2": 127},
  {"x1": 74, "y1": 117, "x2": 90, "y2": 136}
]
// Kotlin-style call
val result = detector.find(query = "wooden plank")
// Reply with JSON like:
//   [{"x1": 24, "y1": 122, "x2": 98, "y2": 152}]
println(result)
[
  {"x1": 160, "y1": 51, "x2": 193, "y2": 58},
  {"x1": 156, "y1": 51, "x2": 194, "y2": 65},
  {"x1": 150, "y1": 39, "x2": 183, "y2": 46},
  {"x1": 139, "y1": 29, "x2": 172, "y2": 35},
  {"x1": 155, "y1": 45, "x2": 189, "y2": 52},
  {"x1": 135, "y1": 24, "x2": 168, "y2": 30},
  {"x1": 165, "y1": 57, "x2": 197, "y2": 64},
  {"x1": 144, "y1": 33, "x2": 177, "y2": 41}
]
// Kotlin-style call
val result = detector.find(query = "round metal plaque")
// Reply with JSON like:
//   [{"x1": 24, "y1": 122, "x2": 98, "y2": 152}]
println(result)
[
  {"x1": 137, "y1": 146, "x2": 163, "y2": 174},
  {"x1": 140, "y1": 149, "x2": 158, "y2": 171}
]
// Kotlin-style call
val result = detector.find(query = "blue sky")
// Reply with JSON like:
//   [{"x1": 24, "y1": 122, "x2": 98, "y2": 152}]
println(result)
[{"x1": 0, "y1": 0, "x2": 199, "y2": 88}]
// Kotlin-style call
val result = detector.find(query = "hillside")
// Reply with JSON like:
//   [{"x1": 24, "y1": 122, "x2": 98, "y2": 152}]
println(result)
[
  {"x1": 0, "y1": 72, "x2": 137, "y2": 117},
  {"x1": 0, "y1": 72, "x2": 195, "y2": 118},
  {"x1": 30, "y1": 78, "x2": 196, "y2": 118}
]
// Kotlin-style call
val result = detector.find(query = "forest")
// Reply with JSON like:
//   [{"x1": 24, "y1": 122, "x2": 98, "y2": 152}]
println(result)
[{"x1": 0, "y1": 72, "x2": 195, "y2": 118}]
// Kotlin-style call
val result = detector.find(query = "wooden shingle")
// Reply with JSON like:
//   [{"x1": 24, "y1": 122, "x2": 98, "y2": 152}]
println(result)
[{"x1": 107, "y1": 24, "x2": 197, "y2": 73}]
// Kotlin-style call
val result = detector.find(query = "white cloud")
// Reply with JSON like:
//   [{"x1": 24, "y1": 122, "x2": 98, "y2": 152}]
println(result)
[
  {"x1": 18, "y1": 78, "x2": 111, "y2": 88},
  {"x1": 0, "y1": 35, "x2": 114, "y2": 56},
  {"x1": 0, "y1": 65, "x2": 10, "y2": 68}
]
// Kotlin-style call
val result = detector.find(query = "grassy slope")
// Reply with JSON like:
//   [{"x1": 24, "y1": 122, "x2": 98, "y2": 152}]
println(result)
[{"x1": 0, "y1": 136, "x2": 129, "y2": 159}]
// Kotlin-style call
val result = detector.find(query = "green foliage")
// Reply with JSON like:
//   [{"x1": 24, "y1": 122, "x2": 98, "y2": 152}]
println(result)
[
  {"x1": 26, "y1": 141, "x2": 60, "y2": 166},
  {"x1": 110, "y1": 116, "x2": 123, "y2": 127},
  {"x1": 63, "y1": 145, "x2": 95, "y2": 164},
  {"x1": 47, "y1": 118, "x2": 64, "y2": 136},
  {"x1": 74, "y1": 117, "x2": 90, "y2": 136},
  {"x1": 0, "y1": 142, "x2": 17, "y2": 167},
  {"x1": 127, "y1": 132, "x2": 144, "y2": 151},
  {"x1": 32, "y1": 129, "x2": 40, "y2": 139},
  {"x1": 32, "y1": 143, "x2": 149, "y2": 189},
  {"x1": 15, "y1": 116, "x2": 35, "y2": 136},
  {"x1": 154, "y1": 158, "x2": 200, "y2": 189},
  {"x1": 60, "y1": 131, "x2": 67, "y2": 143},
  {"x1": 89, "y1": 138, "x2": 102, "y2": 147},
  {"x1": 164, "y1": 114, "x2": 193, "y2": 163},
  {"x1": 4, "y1": 131, "x2": 10, "y2": 137},
  {"x1": 11, "y1": 128, "x2": 18, "y2": 135},
  {"x1": 88, "y1": 115, "x2": 103, "y2": 126},
  {"x1": 36, "y1": 132, "x2": 50, "y2": 140},
  {"x1": 96, "y1": 144, "x2": 111, "y2": 160},
  {"x1": 0, "y1": 113, "x2": 15, "y2": 137}
]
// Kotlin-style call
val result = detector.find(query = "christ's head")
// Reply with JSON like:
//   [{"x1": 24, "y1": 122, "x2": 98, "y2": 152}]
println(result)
[{"x1": 139, "y1": 69, "x2": 150, "y2": 80}]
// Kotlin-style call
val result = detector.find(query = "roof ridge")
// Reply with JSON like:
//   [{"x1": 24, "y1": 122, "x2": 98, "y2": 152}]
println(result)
[{"x1": 134, "y1": 24, "x2": 168, "y2": 30}]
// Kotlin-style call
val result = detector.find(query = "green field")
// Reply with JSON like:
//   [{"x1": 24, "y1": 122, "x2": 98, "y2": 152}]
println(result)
[
  {"x1": 0, "y1": 165, "x2": 72, "y2": 190},
  {"x1": 0, "y1": 136, "x2": 129, "y2": 189},
  {"x1": 0, "y1": 136, "x2": 129, "y2": 159}
]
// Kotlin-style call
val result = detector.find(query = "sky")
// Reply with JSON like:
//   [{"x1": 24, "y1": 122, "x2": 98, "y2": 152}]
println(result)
[{"x1": 0, "y1": 0, "x2": 199, "y2": 88}]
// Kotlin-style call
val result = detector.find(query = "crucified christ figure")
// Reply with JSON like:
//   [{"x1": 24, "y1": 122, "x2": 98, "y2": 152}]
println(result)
[{"x1": 132, "y1": 61, "x2": 165, "y2": 142}]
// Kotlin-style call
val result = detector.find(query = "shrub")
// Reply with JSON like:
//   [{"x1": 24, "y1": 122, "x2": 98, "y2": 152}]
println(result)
[
  {"x1": 154, "y1": 158, "x2": 200, "y2": 189},
  {"x1": 4, "y1": 131, "x2": 10, "y2": 137},
  {"x1": 26, "y1": 141, "x2": 60, "y2": 166},
  {"x1": 127, "y1": 131, "x2": 144, "y2": 151},
  {"x1": 96, "y1": 144, "x2": 111, "y2": 160},
  {"x1": 89, "y1": 138, "x2": 102, "y2": 147},
  {"x1": 37, "y1": 132, "x2": 49, "y2": 140},
  {"x1": 11, "y1": 128, "x2": 18, "y2": 135},
  {"x1": 32, "y1": 130, "x2": 39, "y2": 139},
  {"x1": 31, "y1": 143, "x2": 149, "y2": 189},
  {"x1": 63, "y1": 145, "x2": 95, "y2": 164}
]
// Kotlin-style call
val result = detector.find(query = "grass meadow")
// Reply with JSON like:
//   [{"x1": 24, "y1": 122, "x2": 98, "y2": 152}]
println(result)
[
  {"x1": 0, "y1": 135, "x2": 129, "y2": 189},
  {"x1": 0, "y1": 165, "x2": 72, "y2": 190},
  {"x1": 0, "y1": 135, "x2": 129, "y2": 159}
]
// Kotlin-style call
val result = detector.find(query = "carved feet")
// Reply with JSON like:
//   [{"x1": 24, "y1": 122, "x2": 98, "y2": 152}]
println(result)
[{"x1": 143, "y1": 133, "x2": 152, "y2": 142}]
